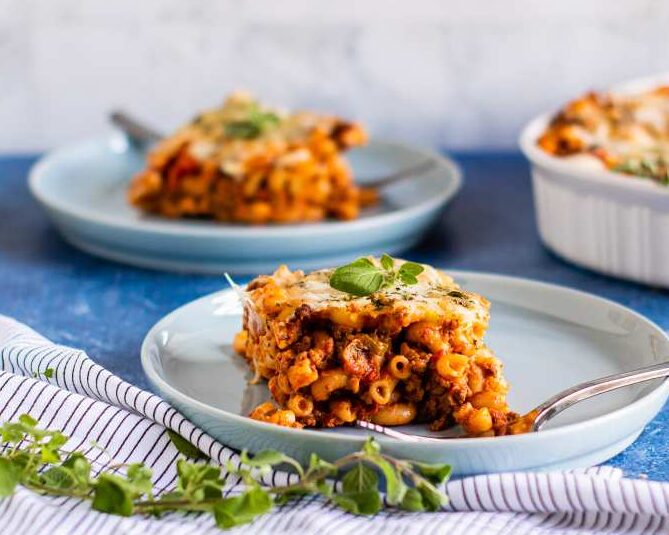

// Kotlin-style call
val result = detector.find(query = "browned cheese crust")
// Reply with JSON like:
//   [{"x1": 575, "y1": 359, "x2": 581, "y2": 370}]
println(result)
[{"x1": 538, "y1": 86, "x2": 669, "y2": 183}]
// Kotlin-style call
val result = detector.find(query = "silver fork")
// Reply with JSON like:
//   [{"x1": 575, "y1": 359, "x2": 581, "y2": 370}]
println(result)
[
  {"x1": 110, "y1": 110, "x2": 437, "y2": 189},
  {"x1": 356, "y1": 361, "x2": 669, "y2": 441}
]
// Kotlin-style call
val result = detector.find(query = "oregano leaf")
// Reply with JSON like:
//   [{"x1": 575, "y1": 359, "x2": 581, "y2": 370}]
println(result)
[
  {"x1": 341, "y1": 463, "x2": 378, "y2": 494},
  {"x1": 400, "y1": 487, "x2": 426, "y2": 512},
  {"x1": 398, "y1": 262, "x2": 424, "y2": 277},
  {"x1": 329, "y1": 262, "x2": 385, "y2": 297},
  {"x1": 0, "y1": 458, "x2": 20, "y2": 497},
  {"x1": 380, "y1": 253, "x2": 394, "y2": 271},
  {"x1": 41, "y1": 466, "x2": 76, "y2": 489},
  {"x1": 213, "y1": 487, "x2": 273, "y2": 528},
  {"x1": 167, "y1": 430, "x2": 209, "y2": 460},
  {"x1": 417, "y1": 482, "x2": 448, "y2": 511},
  {"x1": 240, "y1": 449, "x2": 286, "y2": 467},
  {"x1": 332, "y1": 490, "x2": 381, "y2": 515},
  {"x1": 92, "y1": 474, "x2": 134, "y2": 516},
  {"x1": 329, "y1": 256, "x2": 425, "y2": 296},
  {"x1": 413, "y1": 462, "x2": 452, "y2": 485},
  {"x1": 18, "y1": 414, "x2": 37, "y2": 428}
]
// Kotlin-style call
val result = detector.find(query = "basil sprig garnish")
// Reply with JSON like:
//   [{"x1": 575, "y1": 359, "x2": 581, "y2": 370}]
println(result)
[
  {"x1": 224, "y1": 103, "x2": 280, "y2": 140},
  {"x1": 329, "y1": 254, "x2": 425, "y2": 297}
]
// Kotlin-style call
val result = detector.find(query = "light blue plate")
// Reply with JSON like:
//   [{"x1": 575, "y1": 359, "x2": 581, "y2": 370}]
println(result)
[
  {"x1": 29, "y1": 136, "x2": 461, "y2": 274},
  {"x1": 141, "y1": 271, "x2": 669, "y2": 475}
]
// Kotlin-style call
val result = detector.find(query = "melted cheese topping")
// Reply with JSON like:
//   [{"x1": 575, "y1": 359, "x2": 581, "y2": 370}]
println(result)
[
  {"x1": 173, "y1": 91, "x2": 347, "y2": 179},
  {"x1": 254, "y1": 259, "x2": 488, "y2": 327},
  {"x1": 540, "y1": 86, "x2": 669, "y2": 166}
]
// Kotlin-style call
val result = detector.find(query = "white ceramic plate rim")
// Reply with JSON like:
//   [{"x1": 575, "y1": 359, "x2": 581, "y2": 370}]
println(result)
[
  {"x1": 519, "y1": 72, "x2": 669, "y2": 199},
  {"x1": 141, "y1": 270, "x2": 669, "y2": 447},
  {"x1": 28, "y1": 138, "x2": 462, "y2": 238}
]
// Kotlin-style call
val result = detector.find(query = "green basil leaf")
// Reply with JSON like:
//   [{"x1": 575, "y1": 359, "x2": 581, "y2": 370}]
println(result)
[
  {"x1": 349, "y1": 257, "x2": 375, "y2": 268},
  {"x1": 398, "y1": 262, "x2": 424, "y2": 277},
  {"x1": 249, "y1": 107, "x2": 280, "y2": 129},
  {"x1": 413, "y1": 462, "x2": 452, "y2": 485},
  {"x1": 399, "y1": 273, "x2": 419, "y2": 286},
  {"x1": 167, "y1": 430, "x2": 209, "y2": 460},
  {"x1": 332, "y1": 490, "x2": 381, "y2": 515},
  {"x1": 341, "y1": 463, "x2": 378, "y2": 494},
  {"x1": 400, "y1": 487, "x2": 426, "y2": 512},
  {"x1": 329, "y1": 263, "x2": 384, "y2": 297},
  {"x1": 224, "y1": 103, "x2": 280, "y2": 140},
  {"x1": 92, "y1": 474, "x2": 134, "y2": 516},
  {"x1": 380, "y1": 254, "x2": 394, "y2": 271},
  {"x1": 329, "y1": 257, "x2": 426, "y2": 296},
  {"x1": 0, "y1": 458, "x2": 20, "y2": 497},
  {"x1": 224, "y1": 121, "x2": 262, "y2": 140},
  {"x1": 213, "y1": 487, "x2": 273, "y2": 529},
  {"x1": 43, "y1": 368, "x2": 54, "y2": 379}
]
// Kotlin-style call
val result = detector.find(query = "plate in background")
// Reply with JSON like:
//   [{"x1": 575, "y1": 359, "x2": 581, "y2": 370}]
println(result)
[
  {"x1": 29, "y1": 137, "x2": 461, "y2": 274},
  {"x1": 141, "y1": 271, "x2": 669, "y2": 475}
]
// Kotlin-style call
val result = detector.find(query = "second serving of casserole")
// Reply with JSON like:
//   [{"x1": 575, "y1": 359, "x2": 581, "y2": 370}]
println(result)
[{"x1": 521, "y1": 73, "x2": 669, "y2": 288}]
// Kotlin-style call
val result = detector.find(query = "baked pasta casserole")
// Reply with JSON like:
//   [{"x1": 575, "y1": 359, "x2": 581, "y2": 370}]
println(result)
[
  {"x1": 538, "y1": 86, "x2": 669, "y2": 185},
  {"x1": 234, "y1": 257, "x2": 527, "y2": 437},
  {"x1": 128, "y1": 92, "x2": 375, "y2": 223}
]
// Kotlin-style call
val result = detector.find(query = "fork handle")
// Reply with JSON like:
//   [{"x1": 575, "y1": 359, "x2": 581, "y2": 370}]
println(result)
[
  {"x1": 110, "y1": 111, "x2": 162, "y2": 146},
  {"x1": 355, "y1": 420, "x2": 449, "y2": 442},
  {"x1": 531, "y1": 360, "x2": 669, "y2": 431},
  {"x1": 363, "y1": 160, "x2": 437, "y2": 189}
]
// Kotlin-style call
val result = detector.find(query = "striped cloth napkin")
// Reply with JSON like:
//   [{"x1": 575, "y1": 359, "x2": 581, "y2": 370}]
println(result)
[{"x1": 0, "y1": 315, "x2": 667, "y2": 535}]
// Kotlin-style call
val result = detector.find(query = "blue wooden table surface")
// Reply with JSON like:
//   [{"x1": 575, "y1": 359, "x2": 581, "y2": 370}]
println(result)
[{"x1": 1, "y1": 153, "x2": 668, "y2": 480}]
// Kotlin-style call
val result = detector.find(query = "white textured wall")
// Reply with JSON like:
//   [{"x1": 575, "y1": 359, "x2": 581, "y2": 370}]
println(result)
[{"x1": 1, "y1": 0, "x2": 668, "y2": 152}]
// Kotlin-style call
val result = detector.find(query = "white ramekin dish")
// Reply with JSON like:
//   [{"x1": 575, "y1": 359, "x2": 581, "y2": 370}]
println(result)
[{"x1": 520, "y1": 73, "x2": 669, "y2": 288}]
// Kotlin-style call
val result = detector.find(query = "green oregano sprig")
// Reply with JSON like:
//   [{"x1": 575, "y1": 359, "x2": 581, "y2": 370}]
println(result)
[
  {"x1": 224, "y1": 102, "x2": 281, "y2": 140},
  {"x1": 329, "y1": 254, "x2": 425, "y2": 297},
  {"x1": 0, "y1": 414, "x2": 450, "y2": 530}
]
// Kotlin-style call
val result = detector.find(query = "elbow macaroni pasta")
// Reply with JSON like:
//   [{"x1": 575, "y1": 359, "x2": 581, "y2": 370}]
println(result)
[{"x1": 237, "y1": 259, "x2": 525, "y2": 436}]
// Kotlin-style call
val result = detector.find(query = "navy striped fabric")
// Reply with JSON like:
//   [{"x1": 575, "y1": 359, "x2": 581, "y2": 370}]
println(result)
[{"x1": 0, "y1": 315, "x2": 667, "y2": 534}]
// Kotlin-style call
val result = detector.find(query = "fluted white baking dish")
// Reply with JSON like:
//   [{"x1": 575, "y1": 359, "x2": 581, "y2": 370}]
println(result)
[{"x1": 520, "y1": 73, "x2": 669, "y2": 288}]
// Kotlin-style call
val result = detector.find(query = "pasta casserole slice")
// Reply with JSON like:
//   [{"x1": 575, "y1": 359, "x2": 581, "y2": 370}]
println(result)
[
  {"x1": 234, "y1": 256, "x2": 528, "y2": 437},
  {"x1": 128, "y1": 92, "x2": 375, "y2": 223},
  {"x1": 538, "y1": 86, "x2": 669, "y2": 185}
]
